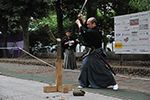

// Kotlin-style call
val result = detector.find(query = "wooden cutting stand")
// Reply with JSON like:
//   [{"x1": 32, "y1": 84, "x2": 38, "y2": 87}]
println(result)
[{"x1": 43, "y1": 25, "x2": 73, "y2": 93}]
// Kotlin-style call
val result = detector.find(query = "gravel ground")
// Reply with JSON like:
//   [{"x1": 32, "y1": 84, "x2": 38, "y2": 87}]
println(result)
[
  {"x1": 107, "y1": 60, "x2": 150, "y2": 68},
  {"x1": 0, "y1": 61, "x2": 150, "y2": 94}
]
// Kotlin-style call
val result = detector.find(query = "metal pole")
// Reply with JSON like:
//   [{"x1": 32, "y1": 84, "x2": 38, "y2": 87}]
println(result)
[{"x1": 120, "y1": 54, "x2": 123, "y2": 65}]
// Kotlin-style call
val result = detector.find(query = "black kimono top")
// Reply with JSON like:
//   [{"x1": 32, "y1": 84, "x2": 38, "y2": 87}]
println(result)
[
  {"x1": 80, "y1": 21, "x2": 102, "y2": 49},
  {"x1": 61, "y1": 36, "x2": 77, "y2": 52}
]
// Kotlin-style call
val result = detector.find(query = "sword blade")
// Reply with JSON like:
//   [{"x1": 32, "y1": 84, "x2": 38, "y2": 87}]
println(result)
[{"x1": 80, "y1": 0, "x2": 88, "y2": 13}]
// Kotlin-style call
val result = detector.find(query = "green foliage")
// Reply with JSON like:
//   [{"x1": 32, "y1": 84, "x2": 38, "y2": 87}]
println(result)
[
  {"x1": 29, "y1": 11, "x2": 79, "y2": 46},
  {"x1": 62, "y1": 0, "x2": 85, "y2": 21},
  {"x1": 31, "y1": 12, "x2": 57, "y2": 35},
  {"x1": 96, "y1": 0, "x2": 141, "y2": 44},
  {"x1": 0, "y1": 0, "x2": 51, "y2": 34},
  {"x1": 1, "y1": 0, "x2": 150, "y2": 49},
  {"x1": 0, "y1": 0, "x2": 53, "y2": 51},
  {"x1": 130, "y1": 0, "x2": 150, "y2": 11},
  {"x1": 29, "y1": 26, "x2": 51, "y2": 47},
  {"x1": 29, "y1": 11, "x2": 57, "y2": 46}
]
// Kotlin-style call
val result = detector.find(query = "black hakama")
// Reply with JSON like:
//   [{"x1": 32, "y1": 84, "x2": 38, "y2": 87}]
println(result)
[{"x1": 78, "y1": 48, "x2": 116, "y2": 88}]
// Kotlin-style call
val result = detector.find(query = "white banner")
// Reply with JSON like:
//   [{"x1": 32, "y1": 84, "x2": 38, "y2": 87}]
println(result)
[{"x1": 114, "y1": 11, "x2": 150, "y2": 54}]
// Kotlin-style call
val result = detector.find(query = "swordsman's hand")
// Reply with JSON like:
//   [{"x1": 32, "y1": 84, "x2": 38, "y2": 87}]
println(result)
[
  {"x1": 78, "y1": 13, "x2": 86, "y2": 25},
  {"x1": 75, "y1": 19, "x2": 80, "y2": 24},
  {"x1": 78, "y1": 13, "x2": 83, "y2": 19},
  {"x1": 75, "y1": 19, "x2": 82, "y2": 29}
]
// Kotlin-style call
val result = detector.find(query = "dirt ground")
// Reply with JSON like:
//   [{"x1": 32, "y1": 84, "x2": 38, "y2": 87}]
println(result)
[{"x1": 0, "y1": 58, "x2": 150, "y2": 94}]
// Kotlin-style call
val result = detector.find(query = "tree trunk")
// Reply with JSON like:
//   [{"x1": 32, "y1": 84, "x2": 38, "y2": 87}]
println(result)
[
  {"x1": 20, "y1": 16, "x2": 30, "y2": 58},
  {"x1": 86, "y1": 0, "x2": 97, "y2": 19},
  {"x1": 56, "y1": 0, "x2": 64, "y2": 59},
  {"x1": 2, "y1": 30, "x2": 7, "y2": 58},
  {"x1": 56, "y1": 0, "x2": 63, "y2": 38},
  {"x1": 0, "y1": 18, "x2": 8, "y2": 58}
]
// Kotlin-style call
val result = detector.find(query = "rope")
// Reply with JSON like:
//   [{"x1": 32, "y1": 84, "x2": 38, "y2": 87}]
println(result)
[
  {"x1": 17, "y1": 46, "x2": 55, "y2": 69},
  {"x1": 0, "y1": 47, "x2": 18, "y2": 49},
  {"x1": 17, "y1": 46, "x2": 67, "y2": 71},
  {"x1": 0, "y1": 46, "x2": 55, "y2": 69}
]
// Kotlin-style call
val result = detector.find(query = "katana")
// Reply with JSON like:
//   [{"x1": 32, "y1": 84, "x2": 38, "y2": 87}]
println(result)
[
  {"x1": 97, "y1": 50, "x2": 116, "y2": 75},
  {"x1": 80, "y1": 0, "x2": 88, "y2": 14}
]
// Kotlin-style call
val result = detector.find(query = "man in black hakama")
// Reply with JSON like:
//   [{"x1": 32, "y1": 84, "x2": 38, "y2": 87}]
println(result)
[
  {"x1": 61, "y1": 30, "x2": 77, "y2": 70},
  {"x1": 75, "y1": 13, "x2": 118, "y2": 90}
]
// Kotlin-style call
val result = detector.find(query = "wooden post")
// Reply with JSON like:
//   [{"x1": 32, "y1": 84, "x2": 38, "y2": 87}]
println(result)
[
  {"x1": 43, "y1": 25, "x2": 73, "y2": 93},
  {"x1": 55, "y1": 60, "x2": 62, "y2": 87},
  {"x1": 55, "y1": 38, "x2": 62, "y2": 87}
]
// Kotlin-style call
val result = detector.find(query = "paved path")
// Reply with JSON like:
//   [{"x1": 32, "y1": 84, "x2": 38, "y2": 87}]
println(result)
[
  {"x1": 0, "y1": 75, "x2": 122, "y2": 100},
  {"x1": 0, "y1": 63, "x2": 150, "y2": 100}
]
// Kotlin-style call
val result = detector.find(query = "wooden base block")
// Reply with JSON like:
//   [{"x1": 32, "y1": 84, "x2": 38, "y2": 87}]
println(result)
[
  {"x1": 44, "y1": 85, "x2": 57, "y2": 93},
  {"x1": 64, "y1": 85, "x2": 73, "y2": 91},
  {"x1": 58, "y1": 86, "x2": 69, "y2": 93},
  {"x1": 43, "y1": 84, "x2": 73, "y2": 93}
]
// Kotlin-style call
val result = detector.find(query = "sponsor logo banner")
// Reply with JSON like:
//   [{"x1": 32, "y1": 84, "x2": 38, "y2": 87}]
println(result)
[
  {"x1": 114, "y1": 11, "x2": 150, "y2": 54},
  {"x1": 139, "y1": 38, "x2": 148, "y2": 40},
  {"x1": 130, "y1": 19, "x2": 139, "y2": 26},
  {"x1": 115, "y1": 43, "x2": 122, "y2": 49},
  {"x1": 139, "y1": 24, "x2": 148, "y2": 30}
]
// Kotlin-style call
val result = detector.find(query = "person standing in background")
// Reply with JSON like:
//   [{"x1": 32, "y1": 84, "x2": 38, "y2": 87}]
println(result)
[{"x1": 61, "y1": 30, "x2": 77, "y2": 70}]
